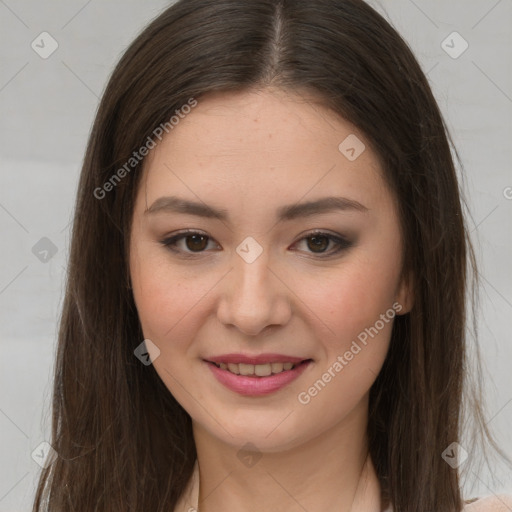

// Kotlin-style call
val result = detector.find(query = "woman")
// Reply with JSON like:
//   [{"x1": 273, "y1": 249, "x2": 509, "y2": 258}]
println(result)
[{"x1": 32, "y1": 1, "x2": 512, "y2": 511}]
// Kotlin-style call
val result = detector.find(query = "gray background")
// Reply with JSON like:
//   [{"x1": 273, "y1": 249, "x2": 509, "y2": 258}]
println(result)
[{"x1": 0, "y1": 0, "x2": 511, "y2": 510}]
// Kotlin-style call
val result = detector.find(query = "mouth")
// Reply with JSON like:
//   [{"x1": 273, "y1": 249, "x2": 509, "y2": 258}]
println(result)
[
  {"x1": 204, "y1": 359, "x2": 313, "y2": 377},
  {"x1": 204, "y1": 357, "x2": 314, "y2": 396}
]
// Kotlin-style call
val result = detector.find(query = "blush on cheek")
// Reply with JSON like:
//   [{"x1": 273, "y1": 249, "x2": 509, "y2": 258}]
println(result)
[
  {"x1": 301, "y1": 282, "x2": 374, "y2": 336},
  {"x1": 133, "y1": 293, "x2": 183, "y2": 350},
  {"x1": 310, "y1": 281, "x2": 397, "y2": 358}
]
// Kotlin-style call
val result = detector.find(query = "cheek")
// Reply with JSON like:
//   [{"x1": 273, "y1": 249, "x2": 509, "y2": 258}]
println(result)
[
  {"x1": 130, "y1": 246, "x2": 204, "y2": 343},
  {"x1": 299, "y1": 262, "x2": 399, "y2": 343},
  {"x1": 292, "y1": 264, "x2": 397, "y2": 419},
  {"x1": 130, "y1": 252, "x2": 212, "y2": 405}
]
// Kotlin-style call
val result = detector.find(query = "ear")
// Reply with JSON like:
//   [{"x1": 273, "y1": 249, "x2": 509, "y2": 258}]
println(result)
[{"x1": 394, "y1": 269, "x2": 414, "y2": 315}]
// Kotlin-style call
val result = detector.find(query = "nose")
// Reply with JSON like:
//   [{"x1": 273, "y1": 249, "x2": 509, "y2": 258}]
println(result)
[{"x1": 216, "y1": 250, "x2": 292, "y2": 337}]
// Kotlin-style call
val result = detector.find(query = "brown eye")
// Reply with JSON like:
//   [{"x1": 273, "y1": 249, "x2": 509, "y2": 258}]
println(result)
[
  {"x1": 306, "y1": 235, "x2": 330, "y2": 253},
  {"x1": 160, "y1": 231, "x2": 217, "y2": 256},
  {"x1": 292, "y1": 231, "x2": 352, "y2": 258},
  {"x1": 184, "y1": 234, "x2": 209, "y2": 252}
]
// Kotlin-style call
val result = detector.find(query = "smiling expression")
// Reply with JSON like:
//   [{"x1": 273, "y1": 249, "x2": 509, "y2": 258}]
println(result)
[{"x1": 129, "y1": 87, "x2": 412, "y2": 452}]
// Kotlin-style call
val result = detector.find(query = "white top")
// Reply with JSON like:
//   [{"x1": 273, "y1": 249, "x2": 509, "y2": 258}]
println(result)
[{"x1": 174, "y1": 461, "x2": 512, "y2": 512}]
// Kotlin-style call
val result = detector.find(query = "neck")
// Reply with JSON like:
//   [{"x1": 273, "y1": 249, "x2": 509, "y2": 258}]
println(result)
[{"x1": 192, "y1": 396, "x2": 382, "y2": 512}]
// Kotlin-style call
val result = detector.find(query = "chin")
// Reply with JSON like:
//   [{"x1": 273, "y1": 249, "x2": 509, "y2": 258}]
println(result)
[{"x1": 203, "y1": 415, "x2": 312, "y2": 454}]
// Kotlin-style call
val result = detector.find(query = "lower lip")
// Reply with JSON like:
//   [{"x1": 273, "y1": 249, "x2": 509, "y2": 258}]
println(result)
[{"x1": 205, "y1": 360, "x2": 312, "y2": 396}]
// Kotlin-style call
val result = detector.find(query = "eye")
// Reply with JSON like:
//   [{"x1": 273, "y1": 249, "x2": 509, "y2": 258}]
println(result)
[
  {"x1": 159, "y1": 229, "x2": 352, "y2": 258},
  {"x1": 291, "y1": 230, "x2": 353, "y2": 257},
  {"x1": 160, "y1": 230, "x2": 219, "y2": 256}
]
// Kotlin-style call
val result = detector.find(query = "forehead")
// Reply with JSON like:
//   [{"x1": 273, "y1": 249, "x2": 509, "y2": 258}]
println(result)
[{"x1": 137, "y1": 88, "x2": 389, "y2": 217}]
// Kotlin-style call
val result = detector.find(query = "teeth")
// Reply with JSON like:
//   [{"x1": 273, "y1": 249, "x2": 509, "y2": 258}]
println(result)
[
  {"x1": 213, "y1": 361, "x2": 300, "y2": 376},
  {"x1": 239, "y1": 363, "x2": 255, "y2": 376},
  {"x1": 271, "y1": 362, "x2": 284, "y2": 373},
  {"x1": 227, "y1": 363, "x2": 240, "y2": 374}
]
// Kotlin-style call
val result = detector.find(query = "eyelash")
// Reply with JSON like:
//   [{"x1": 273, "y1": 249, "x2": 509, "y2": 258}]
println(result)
[{"x1": 159, "y1": 229, "x2": 352, "y2": 259}]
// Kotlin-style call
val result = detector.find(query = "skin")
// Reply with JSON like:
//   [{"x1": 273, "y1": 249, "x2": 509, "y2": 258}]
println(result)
[{"x1": 129, "y1": 87, "x2": 413, "y2": 512}]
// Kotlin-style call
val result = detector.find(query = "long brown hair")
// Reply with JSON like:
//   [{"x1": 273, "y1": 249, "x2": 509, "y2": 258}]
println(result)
[{"x1": 32, "y1": 1, "x2": 510, "y2": 511}]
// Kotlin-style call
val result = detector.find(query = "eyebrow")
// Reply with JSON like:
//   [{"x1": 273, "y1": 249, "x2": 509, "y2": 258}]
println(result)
[{"x1": 144, "y1": 195, "x2": 369, "y2": 221}]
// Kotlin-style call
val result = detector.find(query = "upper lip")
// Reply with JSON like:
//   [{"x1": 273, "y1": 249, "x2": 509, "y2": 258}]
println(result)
[{"x1": 205, "y1": 353, "x2": 310, "y2": 365}]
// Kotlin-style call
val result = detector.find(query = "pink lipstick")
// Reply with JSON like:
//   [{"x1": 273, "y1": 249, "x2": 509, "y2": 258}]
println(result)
[{"x1": 203, "y1": 354, "x2": 313, "y2": 396}]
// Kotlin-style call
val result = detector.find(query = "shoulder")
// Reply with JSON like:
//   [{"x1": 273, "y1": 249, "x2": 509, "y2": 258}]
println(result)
[{"x1": 463, "y1": 494, "x2": 512, "y2": 511}]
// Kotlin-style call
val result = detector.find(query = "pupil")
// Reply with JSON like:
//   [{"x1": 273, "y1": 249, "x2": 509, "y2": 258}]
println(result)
[
  {"x1": 308, "y1": 235, "x2": 328, "y2": 252},
  {"x1": 186, "y1": 234, "x2": 207, "y2": 251}
]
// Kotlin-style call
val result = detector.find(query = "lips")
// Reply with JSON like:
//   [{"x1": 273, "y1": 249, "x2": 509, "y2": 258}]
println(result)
[
  {"x1": 212, "y1": 360, "x2": 305, "y2": 377},
  {"x1": 205, "y1": 353, "x2": 308, "y2": 365},
  {"x1": 205, "y1": 357, "x2": 313, "y2": 396},
  {"x1": 204, "y1": 353, "x2": 312, "y2": 380}
]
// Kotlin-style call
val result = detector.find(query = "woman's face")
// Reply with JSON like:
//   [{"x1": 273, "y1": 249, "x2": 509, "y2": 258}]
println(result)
[{"x1": 129, "y1": 88, "x2": 412, "y2": 452}]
